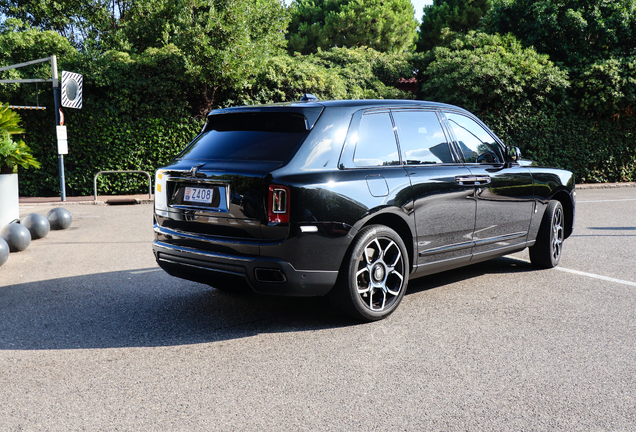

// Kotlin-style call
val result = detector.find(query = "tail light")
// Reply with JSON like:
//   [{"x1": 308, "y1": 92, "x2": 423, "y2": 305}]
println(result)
[
  {"x1": 268, "y1": 185, "x2": 290, "y2": 224},
  {"x1": 155, "y1": 170, "x2": 168, "y2": 213}
]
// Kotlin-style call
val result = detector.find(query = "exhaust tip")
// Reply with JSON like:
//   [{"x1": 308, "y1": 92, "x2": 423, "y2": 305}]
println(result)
[{"x1": 254, "y1": 268, "x2": 287, "y2": 283}]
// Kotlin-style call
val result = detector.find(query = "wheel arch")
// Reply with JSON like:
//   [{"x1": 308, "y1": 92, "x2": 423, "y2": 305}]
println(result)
[
  {"x1": 358, "y1": 212, "x2": 416, "y2": 273},
  {"x1": 551, "y1": 190, "x2": 574, "y2": 239}
]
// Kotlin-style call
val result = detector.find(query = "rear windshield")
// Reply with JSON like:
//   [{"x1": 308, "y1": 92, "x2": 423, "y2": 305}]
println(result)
[{"x1": 177, "y1": 112, "x2": 309, "y2": 162}]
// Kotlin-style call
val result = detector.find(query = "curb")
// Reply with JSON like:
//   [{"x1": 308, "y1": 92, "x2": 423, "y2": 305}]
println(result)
[
  {"x1": 575, "y1": 182, "x2": 636, "y2": 190},
  {"x1": 19, "y1": 198, "x2": 154, "y2": 207}
]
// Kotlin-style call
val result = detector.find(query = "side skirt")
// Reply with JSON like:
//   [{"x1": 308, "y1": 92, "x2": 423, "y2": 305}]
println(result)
[{"x1": 410, "y1": 242, "x2": 530, "y2": 280}]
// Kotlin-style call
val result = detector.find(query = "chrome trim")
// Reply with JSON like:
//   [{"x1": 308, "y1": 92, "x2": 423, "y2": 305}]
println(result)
[
  {"x1": 169, "y1": 204, "x2": 227, "y2": 213},
  {"x1": 153, "y1": 225, "x2": 262, "y2": 247},
  {"x1": 419, "y1": 232, "x2": 527, "y2": 257},
  {"x1": 472, "y1": 231, "x2": 527, "y2": 247},
  {"x1": 154, "y1": 241, "x2": 255, "y2": 263},
  {"x1": 157, "y1": 256, "x2": 246, "y2": 277},
  {"x1": 419, "y1": 240, "x2": 473, "y2": 257}
]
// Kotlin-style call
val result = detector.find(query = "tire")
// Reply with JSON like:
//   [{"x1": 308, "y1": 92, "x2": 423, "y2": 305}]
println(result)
[
  {"x1": 329, "y1": 225, "x2": 409, "y2": 322},
  {"x1": 529, "y1": 200, "x2": 565, "y2": 269}
]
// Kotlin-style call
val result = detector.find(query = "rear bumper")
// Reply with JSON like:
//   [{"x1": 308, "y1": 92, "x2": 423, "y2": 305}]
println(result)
[{"x1": 153, "y1": 240, "x2": 338, "y2": 296}]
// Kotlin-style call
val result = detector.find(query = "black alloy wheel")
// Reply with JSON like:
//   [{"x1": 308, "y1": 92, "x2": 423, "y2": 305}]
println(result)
[
  {"x1": 330, "y1": 225, "x2": 409, "y2": 321},
  {"x1": 530, "y1": 200, "x2": 565, "y2": 269}
]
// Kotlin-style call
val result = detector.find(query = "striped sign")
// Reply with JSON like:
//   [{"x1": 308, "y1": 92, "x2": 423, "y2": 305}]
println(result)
[{"x1": 61, "y1": 71, "x2": 83, "y2": 109}]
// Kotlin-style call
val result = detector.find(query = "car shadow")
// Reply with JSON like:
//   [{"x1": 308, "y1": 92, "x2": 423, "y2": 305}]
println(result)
[
  {"x1": 405, "y1": 255, "x2": 535, "y2": 295},
  {"x1": 0, "y1": 256, "x2": 535, "y2": 351}
]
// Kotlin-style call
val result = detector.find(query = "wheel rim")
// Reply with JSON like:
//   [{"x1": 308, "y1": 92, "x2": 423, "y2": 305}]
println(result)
[
  {"x1": 551, "y1": 206, "x2": 564, "y2": 262},
  {"x1": 355, "y1": 236, "x2": 406, "y2": 312}
]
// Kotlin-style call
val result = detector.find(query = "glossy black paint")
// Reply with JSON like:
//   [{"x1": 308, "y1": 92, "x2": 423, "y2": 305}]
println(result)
[{"x1": 153, "y1": 99, "x2": 576, "y2": 296}]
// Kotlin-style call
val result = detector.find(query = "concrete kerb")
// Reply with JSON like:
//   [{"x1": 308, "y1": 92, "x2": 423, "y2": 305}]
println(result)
[{"x1": 19, "y1": 195, "x2": 154, "y2": 206}]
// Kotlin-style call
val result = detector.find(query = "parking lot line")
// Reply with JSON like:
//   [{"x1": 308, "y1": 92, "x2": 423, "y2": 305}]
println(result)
[
  {"x1": 554, "y1": 266, "x2": 636, "y2": 287},
  {"x1": 515, "y1": 258, "x2": 636, "y2": 287}
]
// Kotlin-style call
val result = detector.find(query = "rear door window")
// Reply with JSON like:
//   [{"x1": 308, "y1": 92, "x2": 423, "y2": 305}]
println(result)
[
  {"x1": 353, "y1": 112, "x2": 400, "y2": 167},
  {"x1": 178, "y1": 112, "x2": 309, "y2": 163},
  {"x1": 392, "y1": 110, "x2": 454, "y2": 164}
]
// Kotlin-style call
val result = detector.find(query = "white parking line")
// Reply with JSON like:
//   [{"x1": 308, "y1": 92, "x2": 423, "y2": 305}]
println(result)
[
  {"x1": 554, "y1": 267, "x2": 636, "y2": 287},
  {"x1": 515, "y1": 258, "x2": 636, "y2": 287},
  {"x1": 577, "y1": 199, "x2": 636, "y2": 203}
]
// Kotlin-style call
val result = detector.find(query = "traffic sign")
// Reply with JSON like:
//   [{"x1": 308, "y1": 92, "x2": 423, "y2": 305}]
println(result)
[{"x1": 61, "y1": 71, "x2": 82, "y2": 109}]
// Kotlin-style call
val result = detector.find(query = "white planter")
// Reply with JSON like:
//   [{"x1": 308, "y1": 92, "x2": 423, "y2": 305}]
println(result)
[{"x1": 0, "y1": 173, "x2": 20, "y2": 229}]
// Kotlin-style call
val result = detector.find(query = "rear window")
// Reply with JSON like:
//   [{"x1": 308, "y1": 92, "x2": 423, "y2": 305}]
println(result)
[{"x1": 177, "y1": 112, "x2": 309, "y2": 162}]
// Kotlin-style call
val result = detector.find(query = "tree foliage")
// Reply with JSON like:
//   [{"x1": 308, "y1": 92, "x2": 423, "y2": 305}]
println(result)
[
  {"x1": 483, "y1": 0, "x2": 636, "y2": 113},
  {"x1": 417, "y1": 0, "x2": 491, "y2": 52},
  {"x1": 415, "y1": 31, "x2": 569, "y2": 112},
  {"x1": 287, "y1": 0, "x2": 418, "y2": 54},
  {"x1": 0, "y1": 103, "x2": 40, "y2": 174},
  {"x1": 232, "y1": 47, "x2": 414, "y2": 105},
  {"x1": 0, "y1": 0, "x2": 129, "y2": 49}
]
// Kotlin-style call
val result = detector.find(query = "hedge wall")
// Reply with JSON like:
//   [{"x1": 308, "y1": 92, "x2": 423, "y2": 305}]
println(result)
[
  {"x1": 482, "y1": 107, "x2": 636, "y2": 184},
  {"x1": 17, "y1": 109, "x2": 201, "y2": 197}
]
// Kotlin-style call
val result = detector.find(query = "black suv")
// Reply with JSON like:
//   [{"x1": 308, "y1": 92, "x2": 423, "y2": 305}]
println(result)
[{"x1": 153, "y1": 98, "x2": 575, "y2": 321}]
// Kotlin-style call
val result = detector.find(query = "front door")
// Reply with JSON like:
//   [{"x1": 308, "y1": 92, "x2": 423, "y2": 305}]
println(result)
[{"x1": 444, "y1": 112, "x2": 534, "y2": 258}]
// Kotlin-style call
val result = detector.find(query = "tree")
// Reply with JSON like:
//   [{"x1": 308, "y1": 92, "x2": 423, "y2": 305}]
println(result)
[
  {"x1": 417, "y1": 0, "x2": 491, "y2": 52},
  {"x1": 234, "y1": 47, "x2": 414, "y2": 105},
  {"x1": 414, "y1": 30, "x2": 569, "y2": 112},
  {"x1": 0, "y1": 0, "x2": 129, "y2": 49},
  {"x1": 482, "y1": 0, "x2": 636, "y2": 113},
  {"x1": 483, "y1": 0, "x2": 636, "y2": 68},
  {"x1": 287, "y1": 0, "x2": 418, "y2": 54},
  {"x1": 97, "y1": 0, "x2": 289, "y2": 114}
]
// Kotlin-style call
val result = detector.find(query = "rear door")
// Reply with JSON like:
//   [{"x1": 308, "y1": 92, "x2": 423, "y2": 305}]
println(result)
[{"x1": 391, "y1": 109, "x2": 476, "y2": 268}]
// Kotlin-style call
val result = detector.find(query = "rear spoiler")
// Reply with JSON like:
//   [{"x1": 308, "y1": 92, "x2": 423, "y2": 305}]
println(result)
[{"x1": 206, "y1": 105, "x2": 325, "y2": 131}]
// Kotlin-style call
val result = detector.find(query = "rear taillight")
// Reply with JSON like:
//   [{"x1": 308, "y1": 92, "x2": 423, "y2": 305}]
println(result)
[{"x1": 268, "y1": 185, "x2": 290, "y2": 224}]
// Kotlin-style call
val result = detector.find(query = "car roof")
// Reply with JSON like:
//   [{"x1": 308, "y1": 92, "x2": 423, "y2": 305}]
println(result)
[{"x1": 210, "y1": 99, "x2": 468, "y2": 114}]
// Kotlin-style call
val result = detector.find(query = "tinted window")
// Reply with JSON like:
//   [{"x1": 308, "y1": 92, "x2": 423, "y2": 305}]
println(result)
[
  {"x1": 446, "y1": 113, "x2": 503, "y2": 164},
  {"x1": 353, "y1": 112, "x2": 400, "y2": 167},
  {"x1": 178, "y1": 113, "x2": 309, "y2": 162},
  {"x1": 392, "y1": 110, "x2": 453, "y2": 164}
]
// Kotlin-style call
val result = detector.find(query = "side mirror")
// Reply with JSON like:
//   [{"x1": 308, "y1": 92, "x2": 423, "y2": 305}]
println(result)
[{"x1": 508, "y1": 146, "x2": 521, "y2": 162}]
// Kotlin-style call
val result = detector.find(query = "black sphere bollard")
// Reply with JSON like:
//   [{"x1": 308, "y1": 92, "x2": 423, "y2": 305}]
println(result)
[
  {"x1": 0, "y1": 237, "x2": 8, "y2": 266},
  {"x1": 1, "y1": 222, "x2": 31, "y2": 252},
  {"x1": 47, "y1": 207, "x2": 72, "y2": 230},
  {"x1": 22, "y1": 213, "x2": 51, "y2": 240}
]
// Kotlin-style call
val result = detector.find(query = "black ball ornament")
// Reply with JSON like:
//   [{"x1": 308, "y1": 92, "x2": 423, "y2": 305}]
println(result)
[
  {"x1": 0, "y1": 237, "x2": 8, "y2": 266},
  {"x1": 22, "y1": 213, "x2": 50, "y2": 239},
  {"x1": 1, "y1": 222, "x2": 31, "y2": 252},
  {"x1": 47, "y1": 207, "x2": 72, "y2": 230}
]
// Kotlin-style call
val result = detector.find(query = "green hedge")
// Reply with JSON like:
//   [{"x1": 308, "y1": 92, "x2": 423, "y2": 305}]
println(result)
[
  {"x1": 482, "y1": 107, "x2": 636, "y2": 183},
  {"x1": 17, "y1": 109, "x2": 201, "y2": 197}
]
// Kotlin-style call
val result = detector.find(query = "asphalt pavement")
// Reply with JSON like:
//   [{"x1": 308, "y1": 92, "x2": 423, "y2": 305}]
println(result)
[{"x1": 1, "y1": 187, "x2": 635, "y2": 430}]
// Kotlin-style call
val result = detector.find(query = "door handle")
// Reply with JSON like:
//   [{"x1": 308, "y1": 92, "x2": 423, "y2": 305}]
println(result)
[{"x1": 455, "y1": 175, "x2": 491, "y2": 186}]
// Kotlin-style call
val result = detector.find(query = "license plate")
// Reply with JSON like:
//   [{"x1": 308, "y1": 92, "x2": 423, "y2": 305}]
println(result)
[{"x1": 184, "y1": 186, "x2": 213, "y2": 204}]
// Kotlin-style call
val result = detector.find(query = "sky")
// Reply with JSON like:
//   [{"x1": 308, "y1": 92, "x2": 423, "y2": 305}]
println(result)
[
  {"x1": 283, "y1": 0, "x2": 434, "y2": 22},
  {"x1": 412, "y1": 0, "x2": 434, "y2": 22}
]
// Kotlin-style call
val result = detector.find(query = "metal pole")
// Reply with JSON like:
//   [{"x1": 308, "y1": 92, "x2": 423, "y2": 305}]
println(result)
[{"x1": 51, "y1": 55, "x2": 66, "y2": 202}]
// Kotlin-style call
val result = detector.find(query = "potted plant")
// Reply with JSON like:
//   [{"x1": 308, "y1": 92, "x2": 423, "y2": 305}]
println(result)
[{"x1": 0, "y1": 103, "x2": 40, "y2": 228}]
